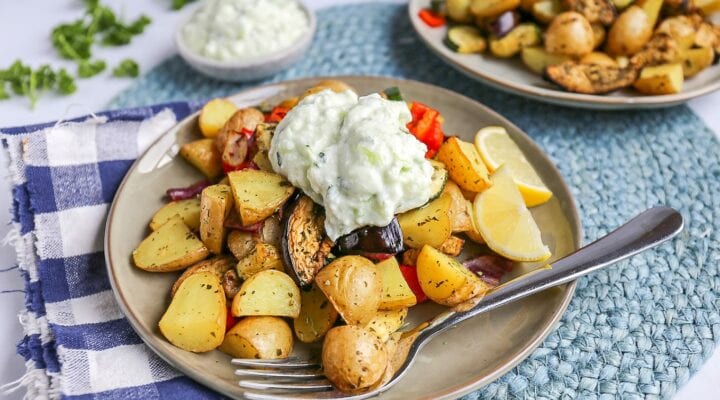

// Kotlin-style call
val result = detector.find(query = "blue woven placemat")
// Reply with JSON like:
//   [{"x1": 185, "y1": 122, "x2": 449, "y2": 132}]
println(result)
[{"x1": 110, "y1": 3, "x2": 720, "y2": 399}]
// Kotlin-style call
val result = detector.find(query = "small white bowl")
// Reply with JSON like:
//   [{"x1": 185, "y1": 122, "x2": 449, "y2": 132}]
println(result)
[{"x1": 175, "y1": 1, "x2": 316, "y2": 82}]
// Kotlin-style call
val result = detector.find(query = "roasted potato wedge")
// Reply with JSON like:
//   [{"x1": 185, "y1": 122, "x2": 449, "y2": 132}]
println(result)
[
  {"x1": 365, "y1": 309, "x2": 408, "y2": 342},
  {"x1": 231, "y1": 270, "x2": 301, "y2": 318},
  {"x1": 179, "y1": 138, "x2": 223, "y2": 179},
  {"x1": 227, "y1": 170, "x2": 295, "y2": 226},
  {"x1": 436, "y1": 137, "x2": 491, "y2": 193},
  {"x1": 677, "y1": 47, "x2": 714, "y2": 77},
  {"x1": 633, "y1": 63, "x2": 684, "y2": 94},
  {"x1": 132, "y1": 216, "x2": 209, "y2": 272},
  {"x1": 416, "y1": 245, "x2": 491, "y2": 306},
  {"x1": 219, "y1": 316, "x2": 293, "y2": 359},
  {"x1": 200, "y1": 184, "x2": 233, "y2": 254},
  {"x1": 322, "y1": 325, "x2": 388, "y2": 394},
  {"x1": 376, "y1": 257, "x2": 417, "y2": 310},
  {"x1": 316, "y1": 256, "x2": 382, "y2": 325},
  {"x1": 171, "y1": 255, "x2": 235, "y2": 298},
  {"x1": 149, "y1": 198, "x2": 201, "y2": 231},
  {"x1": 294, "y1": 283, "x2": 339, "y2": 343},
  {"x1": 545, "y1": 61, "x2": 638, "y2": 94},
  {"x1": 636, "y1": 0, "x2": 663, "y2": 27},
  {"x1": 397, "y1": 192, "x2": 453, "y2": 249},
  {"x1": 235, "y1": 242, "x2": 284, "y2": 280},
  {"x1": 159, "y1": 271, "x2": 226, "y2": 352},
  {"x1": 198, "y1": 98, "x2": 237, "y2": 138},
  {"x1": 444, "y1": 181, "x2": 473, "y2": 232}
]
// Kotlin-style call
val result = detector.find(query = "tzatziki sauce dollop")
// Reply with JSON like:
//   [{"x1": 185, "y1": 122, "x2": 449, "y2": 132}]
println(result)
[
  {"x1": 270, "y1": 90, "x2": 434, "y2": 240},
  {"x1": 182, "y1": 0, "x2": 309, "y2": 62}
]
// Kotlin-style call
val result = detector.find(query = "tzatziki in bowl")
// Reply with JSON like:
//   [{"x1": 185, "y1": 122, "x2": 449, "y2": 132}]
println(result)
[{"x1": 176, "y1": 0, "x2": 316, "y2": 81}]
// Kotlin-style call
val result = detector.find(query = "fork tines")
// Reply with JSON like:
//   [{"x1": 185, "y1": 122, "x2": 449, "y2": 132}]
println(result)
[{"x1": 233, "y1": 357, "x2": 337, "y2": 399}]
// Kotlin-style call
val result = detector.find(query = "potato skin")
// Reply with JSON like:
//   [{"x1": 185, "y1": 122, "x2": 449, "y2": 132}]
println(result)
[
  {"x1": 300, "y1": 80, "x2": 354, "y2": 100},
  {"x1": 545, "y1": 12, "x2": 596, "y2": 56},
  {"x1": 322, "y1": 325, "x2": 388, "y2": 394},
  {"x1": 219, "y1": 316, "x2": 293, "y2": 359},
  {"x1": 214, "y1": 108, "x2": 265, "y2": 152},
  {"x1": 315, "y1": 256, "x2": 382, "y2": 325},
  {"x1": 605, "y1": 6, "x2": 652, "y2": 55}
]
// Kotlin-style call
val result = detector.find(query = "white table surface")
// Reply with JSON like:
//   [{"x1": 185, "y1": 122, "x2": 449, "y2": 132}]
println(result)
[{"x1": 0, "y1": 1, "x2": 718, "y2": 399}]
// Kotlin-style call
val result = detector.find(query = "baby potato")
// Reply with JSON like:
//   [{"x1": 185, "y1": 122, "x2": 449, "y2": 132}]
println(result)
[
  {"x1": 545, "y1": 12, "x2": 595, "y2": 56},
  {"x1": 198, "y1": 98, "x2": 237, "y2": 138},
  {"x1": 397, "y1": 193, "x2": 453, "y2": 249},
  {"x1": 219, "y1": 316, "x2": 293, "y2": 359},
  {"x1": 300, "y1": 80, "x2": 355, "y2": 100},
  {"x1": 149, "y1": 198, "x2": 201, "y2": 231},
  {"x1": 316, "y1": 256, "x2": 382, "y2": 325},
  {"x1": 132, "y1": 215, "x2": 209, "y2": 272},
  {"x1": 605, "y1": 6, "x2": 653, "y2": 56},
  {"x1": 322, "y1": 325, "x2": 388, "y2": 394}
]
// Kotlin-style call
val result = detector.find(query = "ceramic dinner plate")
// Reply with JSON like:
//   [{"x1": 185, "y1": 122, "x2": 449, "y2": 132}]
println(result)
[
  {"x1": 105, "y1": 76, "x2": 582, "y2": 399},
  {"x1": 408, "y1": 0, "x2": 720, "y2": 110}
]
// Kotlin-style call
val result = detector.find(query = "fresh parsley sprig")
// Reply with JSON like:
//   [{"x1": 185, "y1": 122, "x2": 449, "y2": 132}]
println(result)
[{"x1": 3, "y1": 0, "x2": 149, "y2": 108}]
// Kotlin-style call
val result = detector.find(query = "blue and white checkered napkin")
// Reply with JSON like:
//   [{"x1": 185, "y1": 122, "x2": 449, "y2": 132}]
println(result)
[{"x1": 1, "y1": 103, "x2": 225, "y2": 399}]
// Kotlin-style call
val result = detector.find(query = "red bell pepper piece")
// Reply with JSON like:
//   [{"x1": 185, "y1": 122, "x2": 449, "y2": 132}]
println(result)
[
  {"x1": 225, "y1": 309, "x2": 237, "y2": 332},
  {"x1": 418, "y1": 9, "x2": 445, "y2": 28},
  {"x1": 407, "y1": 102, "x2": 446, "y2": 158},
  {"x1": 399, "y1": 265, "x2": 428, "y2": 304},
  {"x1": 266, "y1": 106, "x2": 289, "y2": 123}
]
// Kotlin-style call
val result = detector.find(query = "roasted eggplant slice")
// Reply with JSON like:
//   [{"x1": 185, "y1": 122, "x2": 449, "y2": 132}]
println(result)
[
  {"x1": 280, "y1": 195, "x2": 332, "y2": 288},
  {"x1": 629, "y1": 33, "x2": 680, "y2": 69},
  {"x1": 562, "y1": 0, "x2": 616, "y2": 25},
  {"x1": 333, "y1": 219, "x2": 404, "y2": 256},
  {"x1": 545, "y1": 61, "x2": 638, "y2": 94}
]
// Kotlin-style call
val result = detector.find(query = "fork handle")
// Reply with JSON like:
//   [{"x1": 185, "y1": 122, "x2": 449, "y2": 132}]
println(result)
[{"x1": 420, "y1": 206, "x2": 684, "y2": 339}]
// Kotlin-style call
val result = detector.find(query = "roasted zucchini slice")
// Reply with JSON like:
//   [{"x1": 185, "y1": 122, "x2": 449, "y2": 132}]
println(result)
[
  {"x1": 445, "y1": 26, "x2": 487, "y2": 54},
  {"x1": 489, "y1": 23, "x2": 541, "y2": 58},
  {"x1": 428, "y1": 160, "x2": 449, "y2": 201}
]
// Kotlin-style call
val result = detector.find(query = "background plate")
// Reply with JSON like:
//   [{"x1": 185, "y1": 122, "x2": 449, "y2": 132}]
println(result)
[
  {"x1": 408, "y1": 0, "x2": 720, "y2": 110},
  {"x1": 105, "y1": 76, "x2": 582, "y2": 399}
]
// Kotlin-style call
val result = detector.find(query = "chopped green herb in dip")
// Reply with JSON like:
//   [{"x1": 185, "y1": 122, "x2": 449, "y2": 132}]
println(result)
[{"x1": 270, "y1": 90, "x2": 433, "y2": 239}]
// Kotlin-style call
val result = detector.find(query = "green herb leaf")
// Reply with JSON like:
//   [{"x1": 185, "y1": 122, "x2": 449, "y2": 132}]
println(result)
[
  {"x1": 57, "y1": 69, "x2": 77, "y2": 95},
  {"x1": 172, "y1": 0, "x2": 196, "y2": 10},
  {"x1": 0, "y1": 83, "x2": 9, "y2": 100},
  {"x1": 77, "y1": 59, "x2": 106, "y2": 78},
  {"x1": 112, "y1": 59, "x2": 139, "y2": 78}
]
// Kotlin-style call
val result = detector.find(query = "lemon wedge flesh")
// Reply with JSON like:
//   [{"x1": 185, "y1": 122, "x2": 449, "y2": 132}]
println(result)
[
  {"x1": 474, "y1": 126, "x2": 553, "y2": 207},
  {"x1": 473, "y1": 166, "x2": 551, "y2": 262}
]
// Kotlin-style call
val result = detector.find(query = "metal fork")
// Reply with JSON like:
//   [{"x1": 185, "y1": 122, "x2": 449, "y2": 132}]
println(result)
[{"x1": 232, "y1": 207, "x2": 683, "y2": 400}]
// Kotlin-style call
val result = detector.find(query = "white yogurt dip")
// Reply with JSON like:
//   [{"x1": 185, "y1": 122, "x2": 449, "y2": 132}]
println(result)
[
  {"x1": 182, "y1": 0, "x2": 309, "y2": 62},
  {"x1": 270, "y1": 90, "x2": 434, "y2": 240}
]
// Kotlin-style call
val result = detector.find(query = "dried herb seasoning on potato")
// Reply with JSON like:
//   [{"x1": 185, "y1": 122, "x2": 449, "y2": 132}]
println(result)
[{"x1": 133, "y1": 81, "x2": 555, "y2": 393}]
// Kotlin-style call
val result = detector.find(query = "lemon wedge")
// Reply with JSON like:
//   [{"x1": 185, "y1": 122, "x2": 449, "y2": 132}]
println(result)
[
  {"x1": 474, "y1": 126, "x2": 553, "y2": 207},
  {"x1": 473, "y1": 166, "x2": 551, "y2": 262}
]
